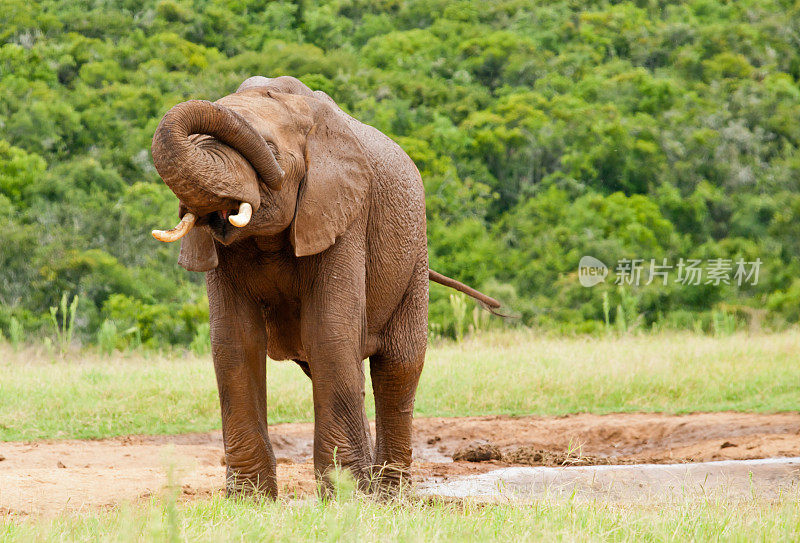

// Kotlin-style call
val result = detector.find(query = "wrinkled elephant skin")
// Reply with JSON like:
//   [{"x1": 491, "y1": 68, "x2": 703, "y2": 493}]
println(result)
[{"x1": 150, "y1": 76, "x2": 497, "y2": 497}]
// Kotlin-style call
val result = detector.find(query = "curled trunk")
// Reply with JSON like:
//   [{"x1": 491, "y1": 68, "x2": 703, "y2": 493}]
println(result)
[{"x1": 151, "y1": 100, "x2": 284, "y2": 213}]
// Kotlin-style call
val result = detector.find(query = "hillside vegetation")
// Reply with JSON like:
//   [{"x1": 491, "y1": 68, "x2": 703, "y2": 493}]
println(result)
[{"x1": 2, "y1": 0, "x2": 800, "y2": 346}]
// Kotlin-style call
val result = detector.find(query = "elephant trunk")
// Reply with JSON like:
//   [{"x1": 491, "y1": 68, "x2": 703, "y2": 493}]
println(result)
[{"x1": 151, "y1": 100, "x2": 285, "y2": 214}]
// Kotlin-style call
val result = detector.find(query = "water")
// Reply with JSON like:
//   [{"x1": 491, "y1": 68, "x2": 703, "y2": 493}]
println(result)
[{"x1": 418, "y1": 457, "x2": 800, "y2": 502}]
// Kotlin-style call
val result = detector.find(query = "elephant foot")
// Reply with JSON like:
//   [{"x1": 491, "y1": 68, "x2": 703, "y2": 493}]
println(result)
[
  {"x1": 367, "y1": 462, "x2": 411, "y2": 497},
  {"x1": 225, "y1": 466, "x2": 278, "y2": 500},
  {"x1": 319, "y1": 461, "x2": 410, "y2": 499},
  {"x1": 315, "y1": 458, "x2": 376, "y2": 499}
]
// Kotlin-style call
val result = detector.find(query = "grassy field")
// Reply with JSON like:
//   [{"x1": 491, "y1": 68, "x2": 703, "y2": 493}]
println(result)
[
  {"x1": 3, "y1": 482, "x2": 799, "y2": 542},
  {"x1": 1, "y1": 330, "x2": 798, "y2": 441},
  {"x1": 2, "y1": 330, "x2": 799, "y2": 541}
]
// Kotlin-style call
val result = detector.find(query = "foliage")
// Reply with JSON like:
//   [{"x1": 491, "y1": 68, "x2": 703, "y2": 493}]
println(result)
[
  {"x1": 190, "y1": 322, "x2": 210, "y2": 356},
  {"x1": 96, "y1": 319, "x2": 119, "y2": 355},
  {"x1": 7, "y1": 316, "x2": 23, "y2": 350},
  {"x1": 48, "y1": 292, "x2": 79, "y2": 355},
  {"x1": 448, "y1": 293, "x2": 468, "y2": 342},
  {"x1": 2, "y1": 0, "x2": 799, "y2": 346}
]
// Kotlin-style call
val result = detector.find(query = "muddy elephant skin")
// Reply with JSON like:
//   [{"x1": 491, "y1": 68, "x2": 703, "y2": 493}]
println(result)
[{"x1": 150, "y1": 76, "x2": 498, "y2": 497}]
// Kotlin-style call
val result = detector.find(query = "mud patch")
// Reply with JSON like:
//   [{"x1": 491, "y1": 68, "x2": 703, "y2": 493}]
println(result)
[
  {"x1": 503, "y1": 446, "x2": 613, "y2": 467},
  {"x1": 412, "y1": 412, "x2": 800, "y2": 466},
  {"x1": 1, "y1": 412, "x2": 798, "y2": 514},
  {"x1": 452, "y1": 442, "x2": 502, "y2": 462}
]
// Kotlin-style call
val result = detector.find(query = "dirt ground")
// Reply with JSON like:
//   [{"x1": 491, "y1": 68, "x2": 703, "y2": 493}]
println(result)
[{"x1": 2, "y1": 412, "x2": 799, "y2": 515}]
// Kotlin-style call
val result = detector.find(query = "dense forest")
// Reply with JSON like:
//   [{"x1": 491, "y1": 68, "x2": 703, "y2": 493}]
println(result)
[{"x1": 2, "y1": 0, "x2": 800, "y2": 347}]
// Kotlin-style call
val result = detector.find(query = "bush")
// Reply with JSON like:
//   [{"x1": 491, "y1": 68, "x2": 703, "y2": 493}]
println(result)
[
  {"x1": 96, "y1": 320, "x2": 119, "y2": 356},
  {"x1": 2, "y1": 0, "x2": 798, "y2": 347},
  {"x1": 190, "y1": 323, "x2": 210, "y2": 356}
]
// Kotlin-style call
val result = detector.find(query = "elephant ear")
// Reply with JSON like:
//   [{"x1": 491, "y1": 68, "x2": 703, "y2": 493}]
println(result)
[
  {"x1": 178, "y1": 227, "x2": 218, "y2": 272},
  {"x1": 290, "y1": 99, "x2": 371, "y2": 257}
]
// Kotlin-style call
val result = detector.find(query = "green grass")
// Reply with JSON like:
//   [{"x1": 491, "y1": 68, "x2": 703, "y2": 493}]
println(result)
[
  {"x1": 2, "y1": 488, "x2": 799, "y2": 542},
  {"x1": 2, "y1": 332, "x2": 799, "y2": 541},
  {"x1": 1, "y1": 330, "x2": 799, "y2": 441}
]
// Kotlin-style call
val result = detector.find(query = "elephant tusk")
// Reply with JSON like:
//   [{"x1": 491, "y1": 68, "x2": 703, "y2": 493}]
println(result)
[
  {"x1": 228, "y1": 202, "x2": 252, "y2": 227},
  {"x1": 152, "y1": 213, "x2": 196, "y2": 242}
]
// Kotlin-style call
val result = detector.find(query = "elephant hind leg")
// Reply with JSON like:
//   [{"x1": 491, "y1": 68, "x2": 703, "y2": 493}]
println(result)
[{"x1": 369, "y1": 260, "x2": 428, "y2": 491}]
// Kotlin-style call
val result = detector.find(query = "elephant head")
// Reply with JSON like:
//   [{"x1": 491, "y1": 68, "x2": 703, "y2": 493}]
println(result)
[{"x1": 150, "y1": 77, "x2": 372, "y2": 270}]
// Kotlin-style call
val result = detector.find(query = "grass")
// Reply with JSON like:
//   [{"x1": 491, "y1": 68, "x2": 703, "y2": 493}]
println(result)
[
  {"x1": 2, "y1": 330, "x2": 799, "y2": 541},
  {"x1": 2, "y1": 485, "x2": 800, "y2": 541},
  {"x1": 1, "y1": 329, "x2": 799, "y2": 441}
]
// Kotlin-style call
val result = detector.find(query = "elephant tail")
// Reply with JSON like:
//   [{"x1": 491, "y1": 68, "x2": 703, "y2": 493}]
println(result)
[{"x1": 428, "y1": 269, "x2": 504, "y2": 314}]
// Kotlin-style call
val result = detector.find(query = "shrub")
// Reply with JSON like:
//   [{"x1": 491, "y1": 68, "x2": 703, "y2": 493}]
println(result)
[
  {"x1": 8, "y1": 316, "x2": 23, "y2": 350},
  {"x1": 190, "y1": 322, "x2": 210, "y2": 356},
  {"x1": 49, "y1": 293, "x2": 79, "y2": 355},
  {"x1": 97, "y1": 320, "x2": 119, "y2": 356}
]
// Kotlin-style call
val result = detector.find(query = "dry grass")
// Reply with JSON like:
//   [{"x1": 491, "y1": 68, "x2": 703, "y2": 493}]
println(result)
[{"x1": 0, "y1": 330, "x2": 798, "y2": 441}]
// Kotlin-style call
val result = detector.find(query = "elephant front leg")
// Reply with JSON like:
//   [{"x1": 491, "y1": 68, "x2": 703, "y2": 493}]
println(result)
[
  {"x1": 207, "y1": 272, "x2": 276, "y2": 498},
  {"x1": 304, "y1": 327, "x2": 374, "y2": 493},
  {"x1": 301, "y1": 283, "x2": 373, "y2": 492}
]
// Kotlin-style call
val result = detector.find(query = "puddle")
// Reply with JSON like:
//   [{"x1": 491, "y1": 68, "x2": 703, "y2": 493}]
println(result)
[{"x1": 418, "y1": 457, "x2": 800, "y2": 502}]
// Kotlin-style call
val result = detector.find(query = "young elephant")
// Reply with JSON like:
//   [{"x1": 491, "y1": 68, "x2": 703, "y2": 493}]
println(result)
[{"x1": 150, "y1": 76, "x2": 499, "y2": 497}]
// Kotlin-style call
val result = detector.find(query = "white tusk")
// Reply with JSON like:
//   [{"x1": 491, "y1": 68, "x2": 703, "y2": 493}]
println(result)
[
  {"x1": 152, "y1": 213, "x2": 196, "y2": 242},
  {"x1": 228, "y1": 202, "x2": 252, "y2": 227}
]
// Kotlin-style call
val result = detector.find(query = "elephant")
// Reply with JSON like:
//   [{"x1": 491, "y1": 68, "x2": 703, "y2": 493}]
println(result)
[{"x1": 150, "y1": 75, "x2": 500, "y2": 497}]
